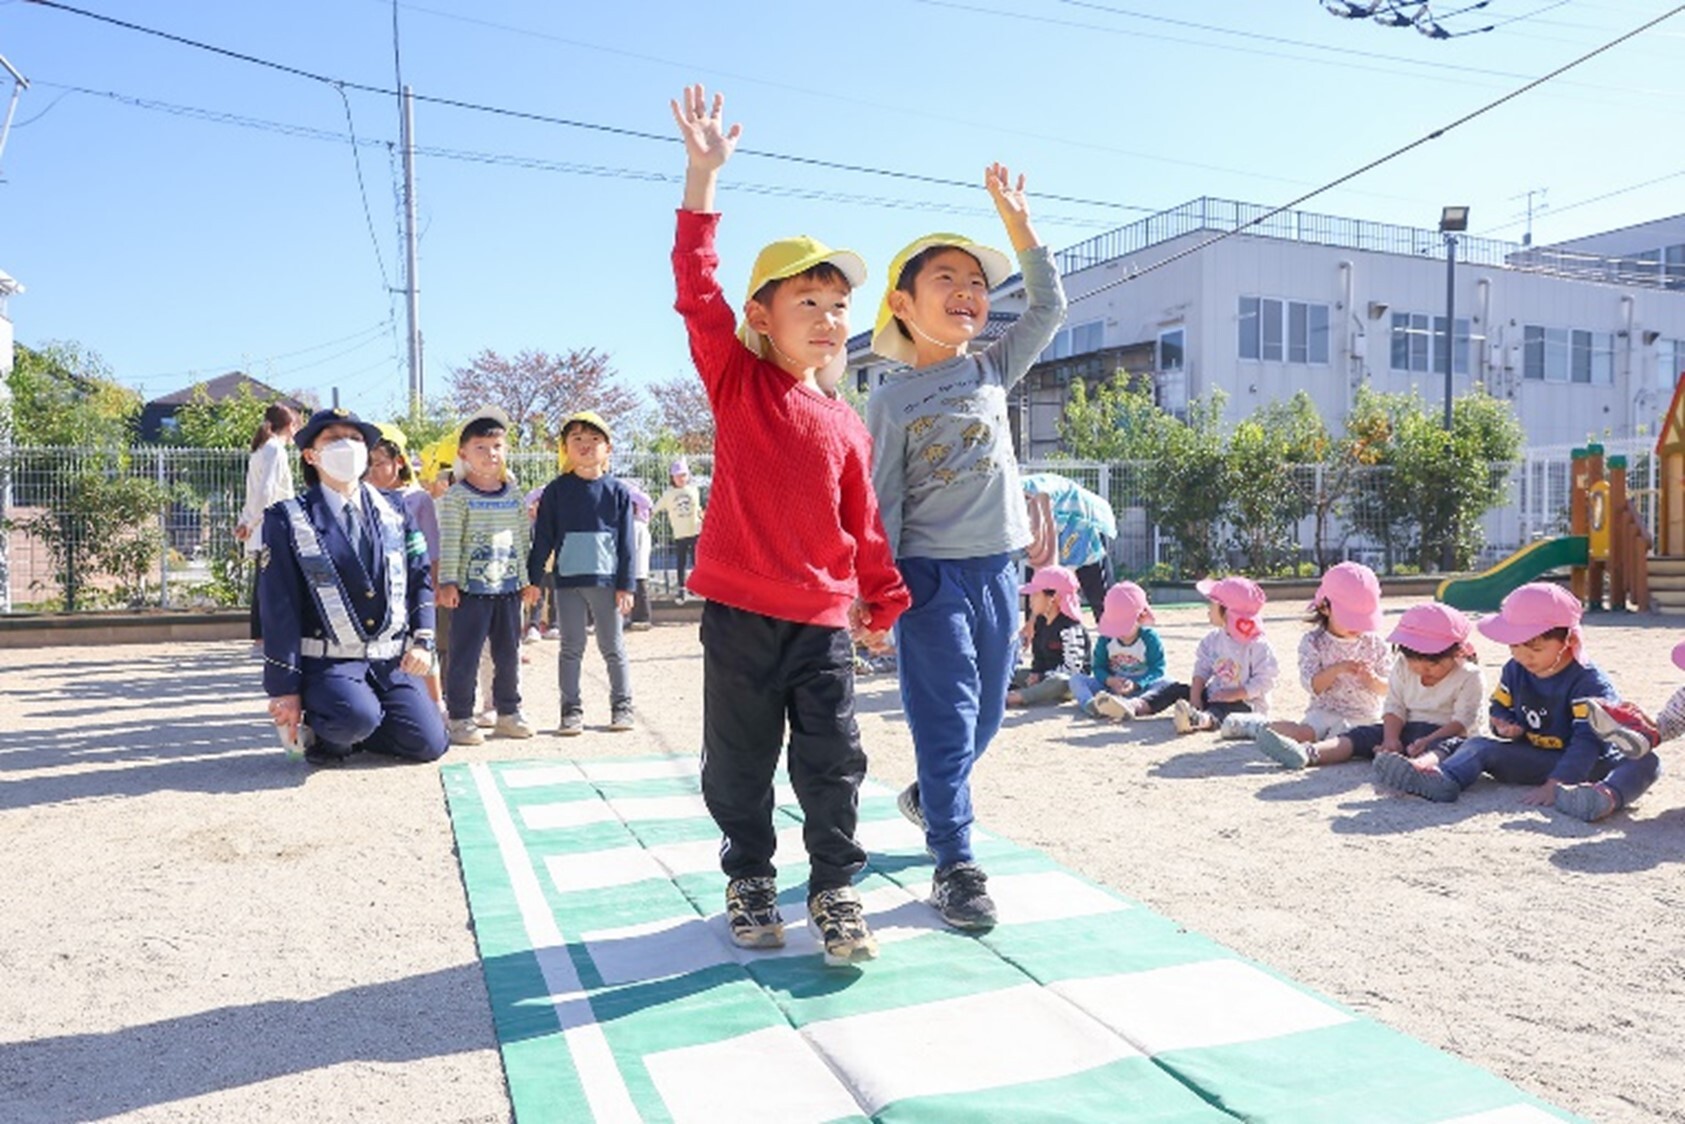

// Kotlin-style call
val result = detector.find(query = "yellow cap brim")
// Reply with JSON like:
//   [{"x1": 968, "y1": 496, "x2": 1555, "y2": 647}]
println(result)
[{"x1": 871, "y1": 234, "x2": 1014, "y2": 366}]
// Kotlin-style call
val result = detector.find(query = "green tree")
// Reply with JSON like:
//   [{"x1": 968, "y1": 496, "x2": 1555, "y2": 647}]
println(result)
[
  {"x1": 7, "y1": 342, "x2": 140, "y2": 447},
  {"x1": 168, "y1": 380, "x2": 274, "y2": 448},
  {"x1": 1226, "y1": 392, "x2": 1329, "y2": 574}
]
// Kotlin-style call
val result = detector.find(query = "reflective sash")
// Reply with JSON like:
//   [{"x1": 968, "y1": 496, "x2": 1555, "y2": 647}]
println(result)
[{"x1": 281, "y1": 486, "x2": 409, "y2": 660}]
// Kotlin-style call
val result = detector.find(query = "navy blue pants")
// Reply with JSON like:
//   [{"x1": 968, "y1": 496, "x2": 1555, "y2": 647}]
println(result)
[
  {"x1": 1439, "y1": 735, "x2": 1661, "y2": 807},
  {"x1": 445, "y1": 593, "x2": 523, "y2": 721},
  {"x1": 894, "y1": 553, "x2": 1018, "y2": 870},
  {"x1": 301, "y1": 657, "x2": 448, "y2": 760}
]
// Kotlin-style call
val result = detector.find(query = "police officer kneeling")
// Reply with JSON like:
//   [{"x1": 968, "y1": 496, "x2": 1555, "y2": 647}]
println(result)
[{"x1": 260, "y1": 408, "x2": 449, "y2": 765}]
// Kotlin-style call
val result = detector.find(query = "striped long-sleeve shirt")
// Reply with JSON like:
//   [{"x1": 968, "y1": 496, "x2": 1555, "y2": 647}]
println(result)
[{"x1": 435, "y1": 478, "x2": 530, "y2": 595}]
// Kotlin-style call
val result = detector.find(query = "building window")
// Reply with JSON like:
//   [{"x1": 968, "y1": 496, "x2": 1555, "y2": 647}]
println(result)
[
  {"x1": 1522, "y1": 325, "x2": 1573, "y2": 382},
  {"x1": 1040, "y1": 319, "x2": 1104, "y2": 363},
  {"x1": 1159, "y1": 328, "x2": 1185, "y2": 371},
  {"x1": 1239, "y1": 296, "x2": 1328, "y2": 363},
  {"x1": 1570, "y1": 330, "x2": 1614, "y2": 385},
  {"x1": 1392, "y1": 312, "x2": 1471, "y2": 375},
  {"x1": 1666, "y1": 244, "x2": 1685, "y2": 291}
]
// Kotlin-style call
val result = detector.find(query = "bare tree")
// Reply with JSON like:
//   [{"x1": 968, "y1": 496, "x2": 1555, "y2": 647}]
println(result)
[
  {"x1": 644, "y1": 374, "x2": 715, "y2": 453},
  {"x1": 449, "y1": 348, "x2": 641, "y2": 445}
]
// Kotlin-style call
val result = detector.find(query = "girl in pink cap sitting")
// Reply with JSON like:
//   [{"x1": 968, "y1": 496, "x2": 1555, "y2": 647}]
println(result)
[
  {"x1": 1376, "y1": 582, "x2": 1660, "y2": 822},
  {"x1": 1236, "y1": 562, "x2": 1391, "y2": 747},
  {"x1": 1006, "y1": 565, "x2": 1091, "y2": 706},
  {"x1": 1173, "y1": 576, "x2": 1280, "y2": 734},
  {"x1": 1256, "y1": 601, "x2": 1484, "y2": 769},
  {"x1": 1069, "y1": 581, "x2": 1180, "y2": 721}
]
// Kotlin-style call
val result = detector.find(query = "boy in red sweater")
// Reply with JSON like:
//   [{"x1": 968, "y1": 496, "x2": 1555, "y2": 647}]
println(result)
[{"x1": 670, "y1": 85, "x2": 910, "y2": 968}]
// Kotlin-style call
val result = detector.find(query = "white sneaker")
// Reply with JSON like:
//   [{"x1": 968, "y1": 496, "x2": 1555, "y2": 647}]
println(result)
[
  {"x1": 473, "y1": 710, "x2": 496, "y2": 729},
  {"x1": 448, "y1": 717, "x2": 486, "y2": 746},
  {"x1": 523, "y1": 626, "x2": 541, "y2": 646},
  {"x1": 494, "y1": 711, "x2": 537, "y2": 739},
  {"x1": 543, "y1": 626, "x2": 561, "y2": 640},
  {"x1": 1092, "y1": 693, "x2": 1133, "y2": 721}
]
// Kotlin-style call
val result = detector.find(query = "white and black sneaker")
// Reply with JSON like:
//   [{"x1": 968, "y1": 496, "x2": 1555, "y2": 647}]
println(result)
[
  {"x1": 931, "y1": 862, "x2": 997, "y2": 930},
  {"x1": 725, "y1": 876, "x2": 785, "y2": 949},
  {"x1": 896, "y1": 782, "x2": 926, "y2": 830},
  {"x1": 807, "y1": 885, "x2": 878, "y2": 967}
]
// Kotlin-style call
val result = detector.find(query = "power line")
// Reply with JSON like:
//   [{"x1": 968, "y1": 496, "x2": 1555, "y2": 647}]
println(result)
[
  {"x1": 124, "y1": 319, "x2": 394, "y2": 387},
  {"x1": 1080, "y1": 2, "x2": 1685, "y2": 294},
  {"x1": 21, "y1": 0, "x2": 1161, "y2": 215},
  {"x1": 1478, "y1": 168, "x2": 1685, "y2": 236},
  {"x1": 334, "y1": 83, "x2": 391, "y2": 291}
]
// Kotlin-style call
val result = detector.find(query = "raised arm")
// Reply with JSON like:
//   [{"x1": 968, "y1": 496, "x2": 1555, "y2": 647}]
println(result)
[
  {"x1": 981, "y1": 163, "x2": 1067, "y2": 387},
  {"x1": 671, "y1": 84, "x2": 741, "y2": 213}
]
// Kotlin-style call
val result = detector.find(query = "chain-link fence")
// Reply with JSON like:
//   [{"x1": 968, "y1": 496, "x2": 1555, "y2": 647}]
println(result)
[{"x1": 0, "y1": 443, "x2": 1654, "y2": 612}]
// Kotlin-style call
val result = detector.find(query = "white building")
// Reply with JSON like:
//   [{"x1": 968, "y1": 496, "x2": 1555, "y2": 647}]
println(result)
[
  {"x1": 850, "y1": 198, "x2": 1685, "y2": 458},
  {"x1": 0, "y1": 267, "x2": 20, "y2": 378}
]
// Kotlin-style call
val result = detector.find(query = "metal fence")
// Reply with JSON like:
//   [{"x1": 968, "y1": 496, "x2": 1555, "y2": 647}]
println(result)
[{"x1": 0, "y1": 443, "x2": 1653, "y2": 613}]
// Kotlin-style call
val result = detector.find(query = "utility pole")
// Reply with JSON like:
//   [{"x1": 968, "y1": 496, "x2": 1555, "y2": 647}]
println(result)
[
  {"x1": 400, "y1": 85, "x2": 423, "y2": 420},
  {"x1": 1509, "y1": 187, "x2": 1548, "y2": 247},
  {"x1": 0, "y1": 53, "x2": 30, "y2": 179}
]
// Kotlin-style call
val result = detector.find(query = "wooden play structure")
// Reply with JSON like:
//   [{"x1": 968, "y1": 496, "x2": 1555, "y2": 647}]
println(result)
[
  {"x1": 1569, "y1": 443, "x2": 1650, "y2": 613},
  {"x1": 1648, "y1": 378, "x2": 1685, "y2": 613}
]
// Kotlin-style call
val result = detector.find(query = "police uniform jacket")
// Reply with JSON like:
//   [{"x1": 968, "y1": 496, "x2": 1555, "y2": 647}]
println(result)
[{"x1": 259, "y1": 482, "x2": 436, "y2": 698}]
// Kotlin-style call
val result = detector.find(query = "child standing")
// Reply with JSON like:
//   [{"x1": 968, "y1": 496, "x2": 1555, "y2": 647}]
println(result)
[
  {"x1": 528, "y1": 411, "x2": 637, "y2": 734},
  {"x1": 1006, "y1": 566, "x2": 1090, "y2": 707},
  {"x1": 1256, "y1": 601, "x2": 1483, "y2": 769},
  {"x1": 1069, "y1": 581, "x2": 1182, "y2": 721},
  {"x1": 1172, "y1": 576, "x2": 1279, "y2": 734},
  {"x1": 671, "y1": 86, "x2": 910, "y2": 966},
  {"x1": 1377, "y1": 583, "x2": 1660, "y2": 821},
  {"x1": 625, "y1": 480, "x2": 655, "y2": 631},
  {"x1": 654, "y1": 456, "x2": 704, "y2": 601},
  {"x1": 1240, "y1": 562, "x2": 1390, "y2": 746},
  {"x1": 435, "y1": 407, "x2": 539, "y2": 745},
  {"x1": 866, "y1": 166, "x2": 1067, "y2": 931}
]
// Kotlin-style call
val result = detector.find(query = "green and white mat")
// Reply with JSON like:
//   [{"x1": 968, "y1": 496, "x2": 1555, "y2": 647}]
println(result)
[{"x1": 442, "y1": 758, "x2": 1580, "y2": 1123}]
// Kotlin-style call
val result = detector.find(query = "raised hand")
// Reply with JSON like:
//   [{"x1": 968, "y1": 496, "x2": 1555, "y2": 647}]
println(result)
[
  {"x1": 984, "y1": 162, "x2": 1040, "y2": 250},
  {"x1": 671, "y1": 84, "x2": 742, "y2": 171}
]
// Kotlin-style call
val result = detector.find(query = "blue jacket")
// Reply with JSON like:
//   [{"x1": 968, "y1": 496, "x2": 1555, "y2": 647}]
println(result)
[
  {"x1": 259, "y1": 483, "x2": 435, "y2": 697},
  {"x1": 1489, "y1": 658, "x2": 1617, "y2": 783},
  {"x1": 528, "y1": 473, "x2": 635, "y2": 592}
]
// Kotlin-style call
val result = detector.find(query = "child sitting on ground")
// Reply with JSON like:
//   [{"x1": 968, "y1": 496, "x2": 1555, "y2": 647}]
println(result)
[
  {"x1": 1173, "y1": 576, "x2": 1279, "y2": 734},
  {"x1": 1375, "y1": 582, "x2": 1661, "y2": 821},
  {"x1": 1006, "y1": 566, "x2": 1090, "y2": 706},
  {"x1": 1236, "y1": 561, "x2": 1390, "y2": 745},
  {"x1": 1255, "y1": 601, "x2": 1483, "y2": 769},
  {"x1": 1070, "y1": 581, "x2": 1180, "y2": 721},
  {"x1": 1581, "y1": 638, "x2": 1682, "y2": 758}
]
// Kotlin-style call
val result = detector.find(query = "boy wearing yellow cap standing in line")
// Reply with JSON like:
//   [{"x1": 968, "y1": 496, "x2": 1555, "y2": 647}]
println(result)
[
  {"x1": 865, "y1": 166, "x2": 1068, "y2": 930},
  {"x1": 669, "y1": 85, "x2": 910, "y2": 967}
]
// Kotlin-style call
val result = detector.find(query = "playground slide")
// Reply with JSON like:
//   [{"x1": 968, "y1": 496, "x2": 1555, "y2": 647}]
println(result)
[{"x1": 1436, "y1": 535, "x2": 1589, "y2": 611}]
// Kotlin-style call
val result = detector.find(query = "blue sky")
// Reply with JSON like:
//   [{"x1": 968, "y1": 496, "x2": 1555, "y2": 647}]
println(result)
[{"x1": 2, "y1": 0, "x2": 1682, "y2": 423}]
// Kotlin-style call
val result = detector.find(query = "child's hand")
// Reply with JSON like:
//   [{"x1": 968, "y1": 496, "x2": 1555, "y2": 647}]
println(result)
[
  {"x1": 1404, "y1": 737, "x2": 1432, "y2": 757},
  {"x1": 985, "y1": 162, "x2": 1039, "y2": 251},
  {"x1": 1104, "y1": 675, "x2": 1127, "y2": 693},
  {"x1": 615, "y1": 590, "x2": 634, "y2": 616},
  {"x1": 1491, "y1": 717, "x2": 1524, "y2": 739},
  {"x1": 436, "y1": 584, "x2": 460, "y2": 609},
  {"x1": 1378, "y1": 738, "x2": 1404, "y2": 756},
  {"x1": 855, "y1": 627, "x2": 893, "y2": 655},
  {"x1": 671, "y1": 85, "x2": 741, "y2": 172},
  {"x1": 520, "y1": 584, "x2": 540, "y2": 608},
  {"x1": 1521, "y1": 779, "x2": 1558, "y2": 806}
]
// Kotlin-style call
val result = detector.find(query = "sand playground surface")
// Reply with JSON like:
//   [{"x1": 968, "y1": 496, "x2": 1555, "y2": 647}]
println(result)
[{"x1": 3, "y1": 595, "x2": 1684, "y2": 1123}]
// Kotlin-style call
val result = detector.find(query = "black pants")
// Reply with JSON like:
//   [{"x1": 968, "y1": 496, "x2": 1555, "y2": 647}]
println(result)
[
  {"x1": 1075, "y1": 554, "x2": 1112, "y2": 620},
  {"x1": 248, "y1": 564, "x2": 263, "y2": 640},
  {"x1": 630, "y1": 578, "x2": 651, "y2": 624},
  {"x1": 444, "y1": 593, "x2": 522, "y2": 720},
  {"x1": 674, "y1": 535, "x2": 699, "y2": 589},
  {"x1": 699, "y1": 601, "x2": 866, "y2": 895}
]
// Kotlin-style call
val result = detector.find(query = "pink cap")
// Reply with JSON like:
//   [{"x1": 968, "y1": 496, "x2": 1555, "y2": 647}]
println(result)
[
  {"x1": 1310, "y1": 561, "x2": 1383, "y2": 635},
  {"x1": 1097, "y1": 581, "x2": 1155, "y2": 639},
  {"x1": 1672, "y1": 639, "x2": 1685, "y2": 673},
  {"x1": 1386, "y1": 602, "x2": 1473, "y2": 654},
  {"x1": 1196, "y1": 575, "x2": 1267, "y2": 643},
  {"x1": 1475, "y1": 582, "x2": 1582, "y2": 646},
  {"x1": 1021, "y1": 565, "x2": 1083, "y2": 623}
]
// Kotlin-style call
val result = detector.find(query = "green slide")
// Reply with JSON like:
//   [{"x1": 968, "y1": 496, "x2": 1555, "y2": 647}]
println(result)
[{"x1": 1437, "y1": 535, "x2": 1589, "y2": 611}]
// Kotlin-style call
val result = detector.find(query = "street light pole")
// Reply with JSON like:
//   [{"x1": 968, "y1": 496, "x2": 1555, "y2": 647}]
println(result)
[{"x1": 1438, "y1": 206, "x2": 1469, "y2": 573}]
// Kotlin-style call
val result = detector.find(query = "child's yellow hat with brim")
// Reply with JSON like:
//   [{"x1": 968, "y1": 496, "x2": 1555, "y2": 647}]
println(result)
[
  {"x1": 737, "y1": 235, "x2": 867, "y2": 359},
  {"x1": 871, "y1": 233, "x2": 1014, "y2": 367},
  {"x1": 557, "y1": 410, "x2": 614, "y2": 474}
]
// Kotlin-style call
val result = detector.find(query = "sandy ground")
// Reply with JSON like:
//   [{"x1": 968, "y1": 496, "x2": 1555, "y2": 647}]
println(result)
[{"x1": 3, "y1": 596, "x2": 1683, "y2": 1123}]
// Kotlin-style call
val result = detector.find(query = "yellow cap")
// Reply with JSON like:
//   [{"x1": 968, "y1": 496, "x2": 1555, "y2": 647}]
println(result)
[
  {"x1": 871, "y1": 233, "x2": 1013, "y2": 367},
  {"x1": 737, "y1": 235, "x2": 867, "y2": 359},
  {"x1": 374, "y1": 422, "x2": 408, "y2": 458},
  {"x1": 557, "y1": 410, "x2": 614, "y2": 474},
  {"x1": 417, "y1": 438, "x2": 453, "y2": 484}
]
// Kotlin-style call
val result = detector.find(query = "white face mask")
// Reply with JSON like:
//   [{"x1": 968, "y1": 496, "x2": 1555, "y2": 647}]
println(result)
[{"x1": 316, "y1": 438, "x2": 368, "y2": 483}]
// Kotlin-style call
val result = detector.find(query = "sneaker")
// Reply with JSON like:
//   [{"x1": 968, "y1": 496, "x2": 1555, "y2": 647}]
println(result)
[
  {"x1": 627, "y1": 620, "x2": 653, "y2": 632},
  {"x1": 896, "y1": 782, "x2": 926, "y2": 831},
  {"x1": 448, "y1": 717, "x2": 486, "y2": 746},
  {"x1": 1172, "y1": 699, "x2": 1214, "y2": 734},
  {"x1": 1555, "y1": 782, "x2": 1619, "y2": 823},
  {"x1": 608, "y1": 706, "x2": 635, "y2": 732},
  {"x1": 931, "y1": 862, "x2": 997, "y2": 930},
  {"x1": 1092, "y1": 692, "x2": 1133, "y2": 721},
  {"x1": 543, "y1": 626, "x2": 561, "y2": 640},
  {"x1": 494, "y1": 711, "x2": 536, "y2": 739},
  {"x1": 1255, "y1": 727, "x2": 1310, "y2": 769},
  {"x1": 725, "y1": 875, "x2": 785, "y2": 949},
  {"x1": 473, "y1": 710, "x2": 497, "y2": 729},
  {"x1": 1219, "y1": 712, "x2": 1268, "y2": 741},
  {"x1": 556, "y1": 709, "x2": 584, "y2": 737},
  {"x1": 1582, "y1": 697, "x2": 1660, "y2": 760},
  {"x1": 807, "y1": 886, "x2": 879, "y2": 967},
  {"x1": 1373, "y1": 751, "x2": 1461, "y2": 802},
  {"x1": 523, "y1": 625, "x2": 541, "y2": 646}
]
